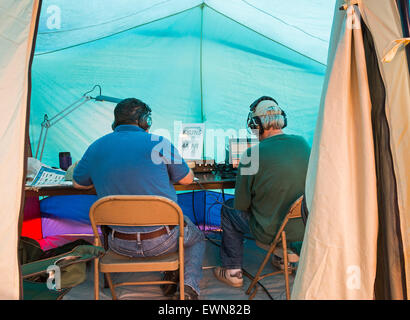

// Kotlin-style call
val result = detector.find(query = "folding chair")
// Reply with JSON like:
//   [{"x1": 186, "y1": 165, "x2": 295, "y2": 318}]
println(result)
[
  {"x1": 89, "y1": 195, "x2": 185, "y2": 300},
  {"x1": 246, "y1": 195, "x2": 303, "y2": 300}
]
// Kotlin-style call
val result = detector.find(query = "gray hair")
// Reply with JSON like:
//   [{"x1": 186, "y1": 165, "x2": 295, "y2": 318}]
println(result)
[{"x1": 259, "y1": 106, "x2": 286, "y2": 130}]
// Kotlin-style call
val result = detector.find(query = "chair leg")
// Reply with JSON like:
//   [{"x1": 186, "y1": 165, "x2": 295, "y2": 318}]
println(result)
[
  {"x1": 248, "y1": 285, "x2": 258, "y2": 300},
  {"x1": 246, "y1": 242, "x2": 278, "y2": 298},
  {"x1": 282, "y1": 232, "x2": 290, "y2": 300},
  {"x1": 179, "y1": 266, "x2": 185, "y2": 300},
  {"x1": 105, "y1": 273, "x2": 117, "y2": 300},
  {"x1": 246, "y1": 269, "x2": 261, "y2": 298},
  {"x1": 179, "y1": 237, "x2": 185, "y2": 300},
  {"x1": 94, "y1": 258, "x2": 99, "y2": 300},
  {"x1": 180, "y1": 283, "x2": 184, "y2": 300}
]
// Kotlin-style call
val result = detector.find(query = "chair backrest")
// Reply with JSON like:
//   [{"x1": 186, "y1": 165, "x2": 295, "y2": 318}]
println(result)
[
  {"x1": 287, "y1": 195, "x2": 303, "y2": 220},
  {"x1": 89, "y1": 195, "x2": 185, "y2": 245},
  {"x1": 270, "y1": 195, "x2": 304, "y2": 246}
]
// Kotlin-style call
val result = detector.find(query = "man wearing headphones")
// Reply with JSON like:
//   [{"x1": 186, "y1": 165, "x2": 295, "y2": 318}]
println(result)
[
  {"x1": 73, "y1": 98, "x2": 205, "y2": 300},
  {"x1": 214, "y1": 96, "x2": 310, "y2": 288}
]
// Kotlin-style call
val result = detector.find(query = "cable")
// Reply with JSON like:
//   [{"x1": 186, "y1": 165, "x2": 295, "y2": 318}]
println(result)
[
  {"x1": 191, "y1": 190, "x2": 202, "y2": 231},
  {"x1": 193, "y1": 180, "x2": 255, "y2": 239},
  {"x1": 242, "y1": 268, "x2": 275, "y2": 300},
  {"x1": 83, "y1": 84, "x2": 101, "y2": 97},
  {"x1": 192, "y1": 189, "x2": 216, "y2": 233},
  {"x1": 205, "y1": 199, "x2": 220, "y2": 233},
  {"x1": 193, "y1": 180, "x2": 235, "y2": 210},
  {"x1": 202, "y1": 190, "x2": 207, "y2": 231}
]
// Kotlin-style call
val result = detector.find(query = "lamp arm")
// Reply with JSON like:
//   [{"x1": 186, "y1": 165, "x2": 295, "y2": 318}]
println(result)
[
  {"x1": 47, "y1": 95, "x2": 89, "y2": 125},
  {"x1": 47, "y1": 96, "x2": 91, "y2": 127},
  {"x1": 34, "y1": 95, "x2": 90, "y2": 161},
  {"x1": 38, "y1": 126, "x2": 49, "y2": 162},
  {"x1": 33, "y1": 85, "x2": 119, "y2": 162}
]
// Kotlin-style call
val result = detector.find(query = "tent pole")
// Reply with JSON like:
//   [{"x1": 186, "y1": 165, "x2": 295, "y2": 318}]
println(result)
[
  {"x1": 200, "y1": 3, "x2": 204, "y2": 124},
  {"x1": 200, "y1": 4, "x2": 205, "y2": 159}
]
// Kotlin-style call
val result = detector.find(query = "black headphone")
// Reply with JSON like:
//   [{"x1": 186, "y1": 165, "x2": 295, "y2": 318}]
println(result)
[
  {"x1": 136, "y1": 104, "x2": 152, "y2": 130},
  {"x1": 112, "y1": 103, "x2": 152, "y2": 131},
  {"x1": 247, "y1": 96, "x2": 287, "y2": 135}
]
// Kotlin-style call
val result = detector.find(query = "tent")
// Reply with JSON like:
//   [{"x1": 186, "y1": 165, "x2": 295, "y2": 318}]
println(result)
[
  {"x1": 292, "y1": 0, "x2": 410, "y2": 300},
  {"x1": 0, "y1": 0, "x2": 408, "y2": 300},
  {"x1": 30, "y1": 0, "x2": 333, "y2": 166}
]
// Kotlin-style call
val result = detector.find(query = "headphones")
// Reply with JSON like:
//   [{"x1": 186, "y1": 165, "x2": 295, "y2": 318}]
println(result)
[
  {"x1": 136, "y1": 104, "x2": 152, "y2": 130},
  {"x1": 112, "y1": 103, "x2": 152, "y2": 131},
  {"x1": 247, "y1": 96, "x2": 287, "y2": 135}
]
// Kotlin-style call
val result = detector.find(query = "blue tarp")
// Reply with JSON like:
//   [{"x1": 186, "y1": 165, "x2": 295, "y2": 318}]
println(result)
[{"x1": 40, "y1": 191, "x2": 234, "y2": 228}]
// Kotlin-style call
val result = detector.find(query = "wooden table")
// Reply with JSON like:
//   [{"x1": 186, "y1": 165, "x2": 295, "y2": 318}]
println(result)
[{"x1": 25, "y1": 172, "x2": 236, "y2": 197}]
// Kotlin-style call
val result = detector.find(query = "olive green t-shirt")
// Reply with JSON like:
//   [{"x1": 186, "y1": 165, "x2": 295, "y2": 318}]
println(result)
[{"x1": 234, "y1": 134, "x2": 310, "y2": 244}]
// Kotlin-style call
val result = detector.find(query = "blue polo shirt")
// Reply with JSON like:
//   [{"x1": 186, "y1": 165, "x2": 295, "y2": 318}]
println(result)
[{"x1": 73, "y1": 125, "x2": 190, "y2": 233}]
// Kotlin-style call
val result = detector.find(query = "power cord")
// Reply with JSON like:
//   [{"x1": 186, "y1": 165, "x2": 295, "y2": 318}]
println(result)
[
  {"x1": 193, "y1": 179, "x2": 235, "y2": 210},
  {"x1": 193, "y1": 180, "x2": 255, "y2": 241},
  {"x1": 191, "y1": 189, "x2": 202, "y2": 231}
]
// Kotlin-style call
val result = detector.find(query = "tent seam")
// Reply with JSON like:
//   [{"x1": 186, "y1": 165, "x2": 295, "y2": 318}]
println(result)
[
  {"x1": 203, "y1": 4, "x2": 327, "y2": 66},
  {"x1": 239, "y1": 0, "x2": 328, "y2": 43},
  {"x1": 37, "y1": 0, "x2": 174, "y2": 35},
  {"x1": 34, "y1": 4, "x2": 203, "y2": 56},
  {"x1": 35, "y1": 2, "x2": 328, "y2": 66}
]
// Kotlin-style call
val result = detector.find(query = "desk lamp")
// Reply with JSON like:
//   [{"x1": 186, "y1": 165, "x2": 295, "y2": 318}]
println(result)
[{"x1": 34, "y1": 85, "x2": 122, "y2": 161}]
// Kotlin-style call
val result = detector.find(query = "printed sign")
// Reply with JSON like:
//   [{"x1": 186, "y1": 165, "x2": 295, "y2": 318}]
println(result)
[{"x1": 178, "y1": 123, "x2": 204, "y2": 160}]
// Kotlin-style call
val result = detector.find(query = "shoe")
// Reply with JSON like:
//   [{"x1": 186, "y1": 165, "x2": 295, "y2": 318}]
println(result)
[
  {"x1": 273, "y1": 247, "x2": 299, "y2": 263},
  {"x1": 213, "y1": 267, "x2": 243, "y2": 288},
  {"x1": 271, "y1": 254, "x2": 293, "y2": 272},
  {"x1": 173, "y1": 285, "x2": 199, "y2": 300},
  {"x1": 161, "y1": 271, "x2": 179, "y2": 297}
]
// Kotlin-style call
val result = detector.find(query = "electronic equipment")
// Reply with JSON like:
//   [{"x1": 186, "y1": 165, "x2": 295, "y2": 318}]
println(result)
[
  {"x1": 214, "y1": 163, "x2": 237, "y2": 179},
  {"x1": 228, "y1": 138, "x2": 258, "y2": 168},
  {"x1": 186, "y1": 159, "x2": 215, "y2": 173},
  {"x1": 59, "y1": 152, "x2": 72, "y2": 171}
]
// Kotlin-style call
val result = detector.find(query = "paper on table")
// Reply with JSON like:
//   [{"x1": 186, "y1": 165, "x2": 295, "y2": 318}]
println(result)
[{"x1": 28, "y1": 164, "x2": 68, "y2": 187}]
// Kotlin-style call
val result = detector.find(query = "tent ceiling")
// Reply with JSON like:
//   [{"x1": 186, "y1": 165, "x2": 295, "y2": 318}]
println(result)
[
  {"x1": 36, "y1": 0, "x2": 335, "y2": 64},
  {"x1": 31, "y1": 1, "x2": 335, "y2": 166},
  {"x1": 31, "y1": 4, "x2": 330, "y2": 166}
]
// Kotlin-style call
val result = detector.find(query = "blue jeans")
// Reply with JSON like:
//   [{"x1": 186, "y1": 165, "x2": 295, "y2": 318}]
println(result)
[
  {"x1": 220, "y1": 198, "x2": 252, "y2": 269},
  {"x1": 108, "y1": 216, "x2": 205, "y2": 295}
]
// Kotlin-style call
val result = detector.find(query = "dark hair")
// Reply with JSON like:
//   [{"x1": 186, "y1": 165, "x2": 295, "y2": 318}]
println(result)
[{"x1": 112, "y1": 98, "x2": 152, "y2": 130}]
